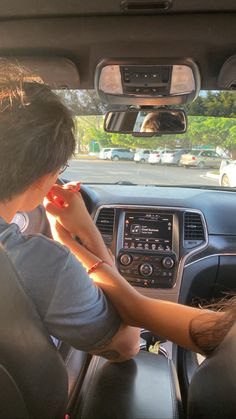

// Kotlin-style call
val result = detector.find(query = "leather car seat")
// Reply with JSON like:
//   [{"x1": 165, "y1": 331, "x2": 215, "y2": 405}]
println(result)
[
  {"x1": 0, "y1": 247, "x2": 68, "y2": 419},
  {"x1": 187, "y1": 318, "x2": 236, "y2": 419}
]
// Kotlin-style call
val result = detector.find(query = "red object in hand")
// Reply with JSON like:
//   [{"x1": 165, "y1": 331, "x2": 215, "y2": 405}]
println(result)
[
  {"x1": 47, "y1": 182, "x2": 81, "y2": 208},
  {"x1": 66, "y1": 182, "x2": 81, "y2": 192}
]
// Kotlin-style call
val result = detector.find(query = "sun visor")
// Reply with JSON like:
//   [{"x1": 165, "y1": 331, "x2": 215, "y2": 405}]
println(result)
[
  {"x1": 218, "y1": 55, "x2": 236, "y2": 90},
  {"x1": 6, "y1": 57, "x2": 80, "y2": 88}
]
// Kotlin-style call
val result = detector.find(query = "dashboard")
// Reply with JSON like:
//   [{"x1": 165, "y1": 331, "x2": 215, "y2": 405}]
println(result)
[
  {"x1": 17, "y1": 184, "x2": 236, "y2": 307},
  {"x1": 87, "y1": 184, "x2": 236, "y2": 305}
]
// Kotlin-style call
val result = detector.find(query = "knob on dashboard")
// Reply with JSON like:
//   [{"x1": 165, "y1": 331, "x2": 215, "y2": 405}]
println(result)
[
  {"x1": 139, "y1": 263, "x2": 153, "y2": 277},
  {"x1": 162, "y1": 256, "x2": 174, "y2": 269},
  {"x1": 120, "y1": 253, "x2": 132, "y2": 266}
]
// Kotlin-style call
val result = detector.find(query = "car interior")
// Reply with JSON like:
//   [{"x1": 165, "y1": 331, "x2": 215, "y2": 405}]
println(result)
[{"x1": 0, "y1": 1, "x2": 236, "y2": 418}]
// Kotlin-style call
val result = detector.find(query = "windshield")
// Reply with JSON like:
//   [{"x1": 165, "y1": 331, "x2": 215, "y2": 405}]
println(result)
[{"x1": 55, "y1": 89, "x2": 236, "y2": 188}]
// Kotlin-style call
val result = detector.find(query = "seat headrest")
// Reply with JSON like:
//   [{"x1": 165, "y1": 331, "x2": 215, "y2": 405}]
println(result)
[{"x1": 188, "y1": 319, "x2": 236, "y2": 419}]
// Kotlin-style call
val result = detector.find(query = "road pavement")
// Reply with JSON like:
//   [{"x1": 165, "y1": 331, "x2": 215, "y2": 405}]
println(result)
[{"x1": 62, "y1": 159, "x2": 219, "y2": 186}]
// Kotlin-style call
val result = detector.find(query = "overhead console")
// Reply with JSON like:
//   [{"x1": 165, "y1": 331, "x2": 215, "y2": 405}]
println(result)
[{"x1": 95, "y1": 58, "x2": 200, "y2": 105}]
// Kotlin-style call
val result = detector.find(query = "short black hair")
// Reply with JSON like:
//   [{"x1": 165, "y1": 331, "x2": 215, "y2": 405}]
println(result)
[{"x1": 0, "y1": 59, "x2": 76, "y2": 201}]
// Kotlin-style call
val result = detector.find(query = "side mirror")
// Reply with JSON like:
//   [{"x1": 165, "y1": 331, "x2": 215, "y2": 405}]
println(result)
[{"x1": 104, "y1": 109, "x2": 187, "y2": 136}]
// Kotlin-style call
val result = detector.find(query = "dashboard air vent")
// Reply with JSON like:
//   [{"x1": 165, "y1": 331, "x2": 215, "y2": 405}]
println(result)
[
  {"x1": 95, "y1": 207, "x2": 115, "y2": 245},
  {"x1": 184, "y1": 212, "x2": 205, "y2": 248}
]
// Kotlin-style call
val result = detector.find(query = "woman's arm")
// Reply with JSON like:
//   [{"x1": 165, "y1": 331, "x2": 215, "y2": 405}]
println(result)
[
  {"x1": 47, "y1": 219, "x2": 222, "y2": 355},
  {"x1": 88, "y1": 262, "x2": 223, "y2": 355},
  {"x1": 45, "y1": 186, "x2": 223, "y2": 355}
]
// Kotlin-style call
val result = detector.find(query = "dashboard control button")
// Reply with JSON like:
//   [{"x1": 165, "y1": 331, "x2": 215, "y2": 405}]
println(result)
[
  {"x1": 139, "y1": 263, "x2": 153, "y2": 277},
  {"x1": 162, "y1": 256, "x2": 174, "y2": 269},
  {"x1": 120, "y1": 254, "x2": 132, "y2": 266}
]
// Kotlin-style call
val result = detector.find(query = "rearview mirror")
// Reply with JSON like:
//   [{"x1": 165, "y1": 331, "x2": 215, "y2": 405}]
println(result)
[{"x1": 104, "y1": 109, "x2": 187, "y2": 136}]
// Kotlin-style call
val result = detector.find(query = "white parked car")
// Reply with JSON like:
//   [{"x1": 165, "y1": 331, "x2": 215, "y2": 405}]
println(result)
[
  {"x1": 99, "y1": 148, "x2": 112, "y2": 159},
  {"x1": 134, "y1": 149, "x2": 152, "y2": 163},
  {"x1": 148, "y1": 149, "x2": 170, "y2": 164},
  {"x1": 106, "y1": 148, "x2": 134, "y2": 161},
  {"x1": 219, "y1": 160, "x2": 236, "y2": 187},
  {"x1": 161, "y1": 149, "x2": 191, "y2": 165}
]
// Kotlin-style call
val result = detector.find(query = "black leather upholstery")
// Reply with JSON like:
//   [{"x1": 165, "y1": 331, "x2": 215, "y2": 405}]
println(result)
[
  {"x1": 187, "y1": 319, "x2": 236, "y2": 419},
  {"x1": 76, "y1": 351, "x2": 182, "y2": 419},
  {"x1": 64, "y1": 345, "x2": 92, "y2": 413},
  {"x1": 0, "y1": 248, "x2": 68, "y2": 419}
]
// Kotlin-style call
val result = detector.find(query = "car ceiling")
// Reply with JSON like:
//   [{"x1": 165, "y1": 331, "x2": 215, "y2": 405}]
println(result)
[
  {"x1": 1, "y1": 0, "x2": 236, "y2": 17},
  {"x1": 0, "y1": 1, "x2": 235, "y2": 90}
]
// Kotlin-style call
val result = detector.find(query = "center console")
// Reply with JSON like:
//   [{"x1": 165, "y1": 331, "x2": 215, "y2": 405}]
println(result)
[{"x1": 117, "y1": 210, "x2": 178, "y2": 288}]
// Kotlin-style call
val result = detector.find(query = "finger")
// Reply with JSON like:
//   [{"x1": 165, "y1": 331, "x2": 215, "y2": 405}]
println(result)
[
  {"x1": 66, "y1": 182, "x2": 81, "y2": 192},
  {"x1": 46, "y1": 190, "x2": 65, "y2": 208},
  {"x1": 50, "y1": 185, "x2": 76, "y2": 202},
  {"x1": 63, "y1": 181, "x2": 81, "y2": 190},
  {"x1": 44, "y1": 200, "x2": 63, "y2": 216}
]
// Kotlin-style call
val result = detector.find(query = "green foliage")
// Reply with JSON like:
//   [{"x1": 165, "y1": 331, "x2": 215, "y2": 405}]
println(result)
[
  {"x1": 184, "y1": 91, "x2": 236, "y2": 118},
  {"x1": 55, "y1": 89, "x2": 236, "y2": 153},
  {"x1": 170, "y1": 116, "x2": 236, "y2": 148},
  {"x1": 74, "y1": 114, "x2": 236, "y2": 153}
]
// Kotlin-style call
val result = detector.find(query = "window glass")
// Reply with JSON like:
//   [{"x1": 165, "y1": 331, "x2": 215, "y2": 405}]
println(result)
[{"x1": 55, "y1": 89, "x2": 236, "y2": 188}]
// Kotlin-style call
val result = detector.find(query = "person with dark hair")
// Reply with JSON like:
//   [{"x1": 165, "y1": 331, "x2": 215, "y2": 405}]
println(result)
[
  {"x1": 140, "y1": 110, "x2": 185, "y2": 133},
  {"x1": 140, "y1": 112, "x2": 160, "y2": 132},
  {"x1": 0, "y1": 59, "x2": 140, "y2": 361},
  {"x1": 1, "y1": 59, "x2": 234, "y2": 359}
]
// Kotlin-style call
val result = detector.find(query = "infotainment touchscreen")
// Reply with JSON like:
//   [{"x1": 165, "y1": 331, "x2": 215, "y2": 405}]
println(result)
[{"x1": 123, "y1": 212, "x2": 173, "y2": 251}]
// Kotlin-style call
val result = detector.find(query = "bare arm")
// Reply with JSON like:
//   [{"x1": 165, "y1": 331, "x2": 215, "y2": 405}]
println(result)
[
  {"x1": 88, "y1": 323, "x2": 140, "y2": 362},
  {"x1": 68, "y1": 243, "x2": 223, "y2": 355},
  {"x1": 45, "y1": 187, "x2": 140, "y2": 361},
  {"x1": 45, "y1": 185, "x2": 223, "y2": 355},
  {"x1": 45, "y1": 184, "x2": 115, "y2": 266}
]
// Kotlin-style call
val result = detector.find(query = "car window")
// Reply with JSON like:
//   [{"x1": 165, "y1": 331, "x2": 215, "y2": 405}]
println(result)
[{"x1": 55, "y1": 89, "x2": 236, "y2": 187}]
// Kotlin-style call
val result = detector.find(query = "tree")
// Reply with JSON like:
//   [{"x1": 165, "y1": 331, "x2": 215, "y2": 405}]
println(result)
[
  {"x1": 55, "y1": 89, "x2": 236, "y2": 153},
  {"x1": 185, "y1": 91, "x2": 236, "y2": 118}
]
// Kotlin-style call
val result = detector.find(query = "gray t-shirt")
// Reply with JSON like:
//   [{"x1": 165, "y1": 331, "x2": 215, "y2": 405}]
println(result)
[{"x1": 0, "y1": 217, "x2": 121, "y2": 352}]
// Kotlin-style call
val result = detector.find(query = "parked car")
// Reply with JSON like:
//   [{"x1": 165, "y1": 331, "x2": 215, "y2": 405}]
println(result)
[
  {"x1": 161, "y1": 149, "x2": 191, "y2": 165},
  {"x1": 106, "y1": 148, "x2": 134, "y2": 161},
  {"x1": 148, "y1": 149, "x2": 168, "y2": 164},
  {"x1": 219, "y1": 159, "x2": 236, "y2": 187},
  {"x1": 134, "y1": 149, "x2": 152, "y2": 163},
  {"x1": 180, "y1": 149, "x2": 223, "y2": 169},
  {"x1": 98, "y1": 148, "x2": 111, "y2": 160}
]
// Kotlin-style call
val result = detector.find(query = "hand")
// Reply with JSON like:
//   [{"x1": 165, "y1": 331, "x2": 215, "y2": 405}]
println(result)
[
  {"x1": 45, "y1": 183, "x2": 115, "y2": 266},
  {"x1": 44, "y1": 183, "x2": 97, "y2": 242},
  {"x1": 46, "y1": 209, "x2": 74, "y2": 246}
]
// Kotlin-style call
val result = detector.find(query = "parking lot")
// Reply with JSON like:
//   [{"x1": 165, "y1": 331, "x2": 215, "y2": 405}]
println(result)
[{"x1": 63, "y1": 159, "x2": 218, "y2": 186}]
